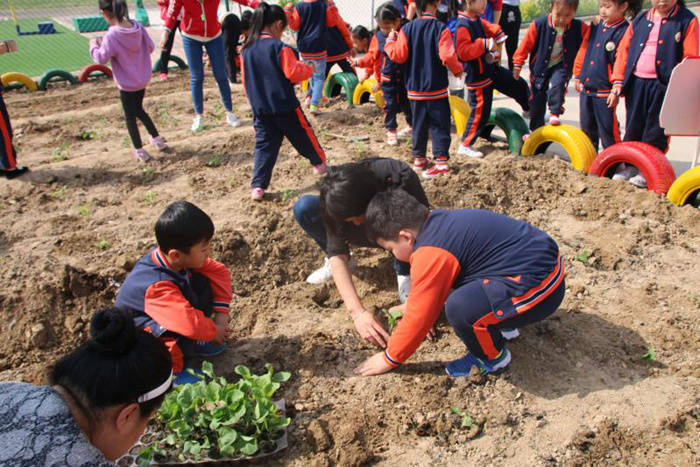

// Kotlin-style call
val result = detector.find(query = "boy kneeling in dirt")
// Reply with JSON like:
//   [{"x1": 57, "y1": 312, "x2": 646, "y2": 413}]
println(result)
[
  {"x1": 354, "y1": 189, "x2": 565, "y2": 377},
  {"x1": 116, "y1": 201, "x2": 232, "y2": 385}
]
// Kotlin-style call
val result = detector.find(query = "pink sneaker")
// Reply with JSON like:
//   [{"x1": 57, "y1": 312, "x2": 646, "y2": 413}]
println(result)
[
  {"x1": 251, "y1": 188, "x2": 265, "y2": 201},
  {"x1": 133, "y1": 148, "x2": 153, "y2": 162},
  {"x1": 548, "y1": 114, "x2": 561, "y2": 126},
  {"x1": 422, "y1": 163, "x2": 450, "y2": 179},
  {"x1": 159, "y1": 73, "x2": 168, "y2": 82},
  {"x1": 413, "y1": 157, "x2": 428, "y2": 171},
  {"x1": 150, "y1": 135, "x2": 167, "y2": 151},
  {"x1": 313, "y1": 163, "x2": 328, "y2": 175}
]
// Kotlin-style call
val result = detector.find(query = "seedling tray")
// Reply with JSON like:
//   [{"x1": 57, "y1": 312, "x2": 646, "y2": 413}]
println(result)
[{"x1": 119, "y1": 400, "x2": 288, "y2": 466}]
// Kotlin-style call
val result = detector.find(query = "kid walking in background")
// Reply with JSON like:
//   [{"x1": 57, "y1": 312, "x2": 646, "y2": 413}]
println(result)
[
  {"x1": 243, "y1": 3, "x2": 327, "y2": 201},
  {"x1": 513, "y1": 0, "x2": 588, "y2": 130},
  {"x1": 385, "y1": 0, "x2": 462, "y2": 178},
  {"x1": 91, "y1": 0, "x2": 166, "y2": 163},
  {"x1": 456, "y1": 0, "x2": 530, "y2": 158},
  {"x1": 285, "y1": 0, "x2": 346, "y2": 115},
  {"x1": 609, "y1": 0, "x2": 698, "y2": 186},
  {"x1": 0, "y1": 39, "x2": 28, "y2": 179},
  {"x1": 115, "y1": 201, "x2": 232, "y2": 386},
  {"x1": 156, "y1": 0, "x2": 180, "y2": 81}
]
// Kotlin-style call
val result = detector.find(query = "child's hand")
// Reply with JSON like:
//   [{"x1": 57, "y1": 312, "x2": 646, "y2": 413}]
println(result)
[
  {"x1": 371, "y1": 82, "x2": 380, "y2": 93},
  {"x1": 213, "y1": 324, "x2": 227, "y2": 344},
  {"x1": 387, "y1": 30, "x2": 398, "y2": 42},
  {"x1": 607, "y1": 91, "x2": 619, "y2": 109},
  {"x1": 352, "y1": 309, "x2": 390, "y2": 348},
  {"x1": 513, "y1": 69, "x2": 521, "y2": 80},
  {"x1": 574, "y1": 80, "x2": 583, "y2": 93},
  {"x1": 353, "y1": 352, "x2": 394, "y2": 376}
]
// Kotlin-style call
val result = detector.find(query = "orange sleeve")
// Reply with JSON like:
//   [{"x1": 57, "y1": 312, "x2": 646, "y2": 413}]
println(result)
[
  {"x1": 384, "y1": 247, "x2": 461, "y2": 366},
  {"x1": 337, "y1": 20, "x2": 354, "y2": 49},
  {"x1": 481, "y1": 18, "x2": 505, "y2": 41},
  {"x1": 456, "y1": 24, "x2": 488, "y2": 62},
  {"x1": 355, "y1": 35, "x2": 379, "y2": 68},
  {"x1": 325, "y1": 0, "x2": 341, "y2": 27},
  {"x1": 611, "y1": 23, "x2": 633, "y2": 88},
  {"x1": 164, "y1": 0, "x2": 183, "y2": 30},
  {"x1": 573, "y1": 23, "x2": 591, "y2": 79},
  {"x1": 513, "y1": 21, "x2": 537, "y2": 70},
  {"x1": 384, "y1": 30, "x2": 409, "y2": 64},
  {"x1": 439, "y1": 28, "x2": 463, "y2": 75},
  {"x1": 193, "y1": 258, "x2": 233, "y2": 314},
  {"x1": 144, "y1": 281, "x2": 218, "y2": 340},
  {"x1": 683, "y1": 17, "x2": 699, "y2": 58},
  {"x1": 490, "y1": 0, "x2": 502, "y2": 12},
  {"x1": 285, "y1": 3, "x2": 301, "y2": 31},
  {"x1": 279, "y1": 46, "x2": 314, "y2": 83}
]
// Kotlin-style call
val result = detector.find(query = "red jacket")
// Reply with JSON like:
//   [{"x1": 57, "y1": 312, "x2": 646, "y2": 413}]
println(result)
[{"x1": 164, "y1": 0, "x2": 259, "y2": 38}]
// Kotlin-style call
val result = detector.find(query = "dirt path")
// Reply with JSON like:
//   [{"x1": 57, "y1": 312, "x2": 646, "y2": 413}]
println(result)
[{"x1": 1, "y1": 72, "x2": 698, "y2": 465}]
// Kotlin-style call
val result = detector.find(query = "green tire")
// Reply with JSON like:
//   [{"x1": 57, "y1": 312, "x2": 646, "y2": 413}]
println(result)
[
  {"x1": 481, "y1": 107, "x2": 529, "y2": 154},
  {"x1": 38, "y1": 69, "x2": 78, "y2": 91},
  {"x1": 152, "y1": 55, "x2": 188, "y2": 73},
  {"x1": 323, "y1": 72, "x2": 359, "y2": 105}
]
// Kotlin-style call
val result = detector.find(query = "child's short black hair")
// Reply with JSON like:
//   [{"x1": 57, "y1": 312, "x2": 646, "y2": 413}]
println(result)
[
  {"x1": 241, "y1": 10, "x2": 253, "y2": 31},
  {"x1": 615, "y1": 0, "x2": 642, "y2": 18},
  {"x1": 155, "y1": 201, "x2": 214, "y2": 254},
  {"x1": 352, "y1": 25, "x2": 371, "y2": 40},
  {"x1": 376, "y1": 2, "x2": 402, "y2": 23},
  {"x1": 365, "y1": 189, "x2": 429, "y2": 242},
  {"x1": 551, "y1": 0, "x2": 579, "y2": 10},
  {"x1": 416, "y1": 0, "x2": 440, "y2": 12}
]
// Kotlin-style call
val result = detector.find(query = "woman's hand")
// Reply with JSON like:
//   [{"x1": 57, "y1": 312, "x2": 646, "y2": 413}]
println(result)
[
  {"x1": 354, "y1": 352, "x2": 394, "y2": 376},
  {"x1": 351, "y1": 309, "x2": 390, "y2": 348}
]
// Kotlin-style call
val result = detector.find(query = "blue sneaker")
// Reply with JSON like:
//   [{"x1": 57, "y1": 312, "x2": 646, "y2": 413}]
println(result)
[
  {"x1": 173, "y1": 367, "x2": 205, "y2": 386},
  {"x1": 445, "y1": 348, "x2": 512, "y2": 377},
  {"x1": 193, "y1": 341, "x2": 227, "y2": 357}
]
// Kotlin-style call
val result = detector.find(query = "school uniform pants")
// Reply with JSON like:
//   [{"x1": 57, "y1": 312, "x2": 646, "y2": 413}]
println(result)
[
  {"x1": 120, "y1": 89, "x2": 159, "y2": 149},
  {"x1": 529, "y1": 61, "x2": 567, "y2": 131},
  {"x1": 324, "y1": 58, "x2": 355, "y2": 79},
  {"x1": 463, "y1": 84, "x2": 494, "y2": 147},
  {"x1": 382, "y1": 81, "x2": 412, "y2": 131},
  {"x1": 580, "y1": 91, "x2": 620, "y2": 151},
  {"x1": 292, "y1": 194, "x2": 411, "y2": 275},
  {"x1": 182, "y1": 34, "x2": 233, "y2": 115},
  {"x1": 252, "y1": 107, "x2": 325, "y2": 189},
  {"x1": 623, "y1": 76, "x2": 669, "y2": 153},
  {"x1": 0, "y1": 90, "x2": 18, "y2": 170},
  {"x1": 499, "y1": 4, "x2": 521, "y2": 71},
  {"x1": 445, "y1": 260, "x2": 565, "y2": 361},
  {"x1": 159, "y1": 23, "x2": 180, "y2": 75},
  {"x1": 411, "y1": 97, "x2": 451, "y2": 159},
  {"x1": 221, "y1": 13, "x2": 242, "y2": 83}
]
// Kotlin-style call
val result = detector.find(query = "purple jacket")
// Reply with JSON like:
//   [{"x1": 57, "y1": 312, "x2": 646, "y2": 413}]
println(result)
[{"x1": 90, "y1": 20, "x2": 154, "y2": 91}]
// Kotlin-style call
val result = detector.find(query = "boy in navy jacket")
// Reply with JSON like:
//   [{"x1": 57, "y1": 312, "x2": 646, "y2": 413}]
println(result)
[
  {"x1": 115, "y1": 201, "x2": 232, "y2": 385},
  {"x1": 513, "y1": 0, "x2": 588, "y2": 130}
]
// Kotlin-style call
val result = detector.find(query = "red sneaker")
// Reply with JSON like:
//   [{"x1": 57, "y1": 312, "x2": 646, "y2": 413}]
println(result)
[
  {"x1": 413, "y1": 157, "x2": 428, "y2": 171},
  {"x1": 422, "y1": 164, "x2": 450, "y2": 179}
]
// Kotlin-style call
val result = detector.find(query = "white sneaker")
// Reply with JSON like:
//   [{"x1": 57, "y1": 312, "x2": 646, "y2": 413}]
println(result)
[
  {"x1": 387, "y1": 131, "x2": 398, "y2": 146},
  {"x1": 629, "y1": 172, "x2": 647, "y2": 188},
  {"x1": 397, "y1": 126, "x2": 413, "y2": 138},
  {"x1": 611, "y1": 163, "x2": 635, "y2": 181},
  {"x1": 501, "y1": 328, "x2": 520, "y2": 340},
  {"x1": 458, "y1": 144, "x2": 484, "y2": 158},
  {"x1": 226, "y1": 111, "x2": 241, "y2": 127},
  {"x1": 306, "y1": 257, "x2": 333, "y2": 284},
  {"x1": 191, "y1": 115, "x2": 203, "y2": 132},
  {"x1": 548, "y1": 114, "x2": 561, "y2": 125},
  {"x1": 397, "y1": 274, "x2": 411, "y2": 303}
]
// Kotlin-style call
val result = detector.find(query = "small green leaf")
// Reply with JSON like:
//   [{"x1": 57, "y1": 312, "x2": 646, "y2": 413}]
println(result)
[
  {"x1": 641, "y1": 349, "x2": 657, "y2": 361},
  {"x1": 461, "y1": 414, "x2": 474, "y2": 428},
  {"x1": 235, "y1": 365, "x2": 252, "y2": 379},
  {"x1": 239, "y1": 439, "x2": 259, "y2": 456},
  {"x1": 272, "y1": 371, "x2": 291, "y2": 382},
  {"x1": 202, "y1": 361, "x2": 215, "y2": 379},
  {"x1": 450, "y1": 406, "x2": 462, "y2": 415},
  {"x1": 575, "y1": 250, "x2": 591, "y2": 263}
]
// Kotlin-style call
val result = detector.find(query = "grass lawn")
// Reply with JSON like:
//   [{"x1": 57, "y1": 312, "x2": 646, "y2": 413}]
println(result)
[{"x1": 0, "y1": 19, "x2": 93, "y2": 77}]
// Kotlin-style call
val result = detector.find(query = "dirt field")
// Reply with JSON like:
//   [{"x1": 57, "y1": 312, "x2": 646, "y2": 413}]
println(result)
[{"x1": 0, "y1": 72, "x2": 698, "y2": 465}]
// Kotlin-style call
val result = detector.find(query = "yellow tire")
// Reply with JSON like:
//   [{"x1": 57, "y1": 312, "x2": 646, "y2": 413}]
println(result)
[
  {"x1": 667, "y1": 166, "x2": 700, "y2": 207},
  {"x1": 521, "y1": 124, "x2": 597, "y2": 173},
  {"x1": 301, "y1": 73, "x2": 332, "y2": 95},
  {"x1": 352, "y1": 78, "x2": 385, "y2": 109},
  {"x1": 1, "y1": 72, "x2": 38, "y2": 92},
  {"x1": 449, "y1": 94, "x2": 471, "y2": 138}
]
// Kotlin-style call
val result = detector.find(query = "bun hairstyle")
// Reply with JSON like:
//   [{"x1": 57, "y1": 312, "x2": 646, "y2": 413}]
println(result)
[
  {"x1": 98, "y1": 0, "x2": 128, "y2": 22},
  {"x1": 243, "y1": 2, "x2": 288, "y2": 49},
  {"x1": 50, "y1": 308, "x2": 172, "y2": 419}
]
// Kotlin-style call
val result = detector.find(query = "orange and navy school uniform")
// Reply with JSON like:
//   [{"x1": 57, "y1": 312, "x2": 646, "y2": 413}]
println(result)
[
  {"x1": 382, "y1": 209, "x2": 565, "y2": 368},
  {"x1": 572, "y1": 18, "x2": 629, "y2": 150},
  {"x1": 611, "y1": 4, "x2": 698, "y2": 153},
  {"x1": 115, "y1": 248, "x2": 233, "y2": 374},
  {"x1": 325, "y1": 21, "x2": 355, "y2": 76},
  {"x1": 513, "y1": 14, "x2": 587, "y2": 130},
  {"x1": 242, "y1": 32, "x2": 325, "y2": 189},
  {"x1": 0, "y1": 85, "x2": 19, "y2": 172},
  {"x1": 393, "y1": 0, "x2": 414, "y2": 20},
  {"x1": 354, "y1": 32, "x2": 382, "y2": 81},
  {"x1": 285, "y1": 0, "x2": 345, "y2": 61},
  {"x1": 384, "y1": 13, "x2": 462, "y2": 161}
]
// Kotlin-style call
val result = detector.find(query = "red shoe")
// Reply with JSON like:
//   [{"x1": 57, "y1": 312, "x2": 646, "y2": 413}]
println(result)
[
  {"x1": 422, "y1": 164, "x2": 450, "y2": 179},
  {"x1": 413, "y1": 157, "x2": 428, "y2": 171}
]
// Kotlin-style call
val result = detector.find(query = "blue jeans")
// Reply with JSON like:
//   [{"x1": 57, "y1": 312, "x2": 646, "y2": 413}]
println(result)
[
  {"x1": 182, "y1": 34, "x2": 232, "y2": 115},
  {"x1": 293, "y1": 194, "x2": 410, "y2": 275},
  {"x1": 306, "y1": 59, "x2": 326, "y2": 106}
]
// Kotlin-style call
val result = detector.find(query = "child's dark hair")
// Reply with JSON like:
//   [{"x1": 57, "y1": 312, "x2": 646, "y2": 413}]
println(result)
[
  {"x1": 617, "y1": 0, "x2": 642, "y2": 18},
  {"x1": 98, "y1": 0, "x2": 128, "y2": 21},
  {"x1": 352, "y1": 25, "x2": 372, "y2": 41},
  {"x1": 241, "y1": 10, "x2": 253, "y2": 31},
  {"x1": 244, "y1": 2, "x2": 287, "y2": 49},
  {"x1": 375, "y1": 2, "x2": 402, "y2": 23},
  {"x1": 365, "y1": 189, "x2": 429, "y2": 242},
  {"x1": 319, "y1": 164, "x2": 384, "y2": 228},
  {"x1": 50, "y1": 308, "x2": 172, "y2": 419},
  {"x1": 415, "y1": 0, "x2": 440, "y2": 13},
  {"x1": 155, "y1": 200, "x2": 215, "y2": 253},
  {"x1": 551, "y1": 0, "x2": 579, "y2": 10}
]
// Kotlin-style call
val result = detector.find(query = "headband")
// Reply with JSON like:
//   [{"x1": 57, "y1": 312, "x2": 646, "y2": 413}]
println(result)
[{"x1": 137, "y1": 370, "x2": 173, "y2": 403}]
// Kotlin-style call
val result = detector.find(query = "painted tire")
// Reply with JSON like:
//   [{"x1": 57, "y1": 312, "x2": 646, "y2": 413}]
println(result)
[
  {"x1": 151, "y1": 54, "x2": 188, "y2": 72},
  {"x1": 0, "y1": 72, "x2": 38, "y2": 92},
  {"x1": 589, "y1": 142, "x2": 677, "y2": 194},
  {"x1": 78, "y1": 64, "x2": 113, "y2": 82},
  {"x1": 521, "y1": 124, "x2": 597, "y2": 173},
  {"x1": 449, "y1": 94, "x2": 471, "y2": 138},
  {"x1": 352, "y1": 78, "x2": 385, "y2": 108},
  {"x1": 301, "y1": 73, "x2": 332, "y2": 94},
  {"x1": 38, "y1": 69, "x2": 78, "y2": 91},
  {"x1": 481, "y1": 107, "x2": 529, "y2": 154},
  {"x1": 667, "y1": 166, "x2": 700, "y2": 207},
  {"x1": 324, "y1": 72, "x2": 359, "y2": 105}
]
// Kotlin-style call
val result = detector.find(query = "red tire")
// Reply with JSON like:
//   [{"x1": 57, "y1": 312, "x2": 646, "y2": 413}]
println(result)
[
  {"x1": 78, "y1": 64, "x2": 113, "y2": 83},
  {"x1": 588, "y1": 142, "x2": 677, "y2": 194}
]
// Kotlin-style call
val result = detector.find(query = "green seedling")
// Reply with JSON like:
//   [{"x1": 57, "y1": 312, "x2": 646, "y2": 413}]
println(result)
[
  {"x1": 574, "y1": 250, "x2": 591, "y2": 263},
  {"x1": 53, "y1": 141, "x2": 70, "y2": 162},
  {"x1": 281, "y1": 189, "x2": 299, "y2": 203},
  {"x1": 206, "y1": 155, "x2": 223, "y2": 168},
  {"x1": 80, "y1": 130, "x2": 97, "y2": 141},
  {"x1": 211, "y1": 104, "x2": 226, "y2": 122},
  {"x1": 97, "y1": 239, "x2": 110, "y2": 250},
  {"x1": 353, "y1": 141, "x2": 368, "y2": 155},
  {"x1": 144, "y1": 191, "x2": 156, "y2": 205},
  {"x1": 382, "y1": 308, "x2": 403, "y2": 333},
  {"x1": 122, "y1": 136, "x2": 131, "y2": 148},
  {"x1": 450, "y1": 407, "x2": 475, "y2": 428},
  {"x1": 138, "y1": 361, "x2": 291, "y2": 465},
  {"x1": 142, "y1": 167, "x2": 155, "y2": 179},
  {"x1": 689, "y1": 294, "x2": 699, "y2": 306},
  {"x1": 641, "y1": 349, "x2": 657, "y2": 361},
  {"x1": 227, "y1": 177, "x2": 240, "y2": 189},
  {"x1": 50, "y1": 186, "x2": 67, "y2": 199},
  {"x1": 77, "y1": 203, "x2": 90, "y2": 218}
]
